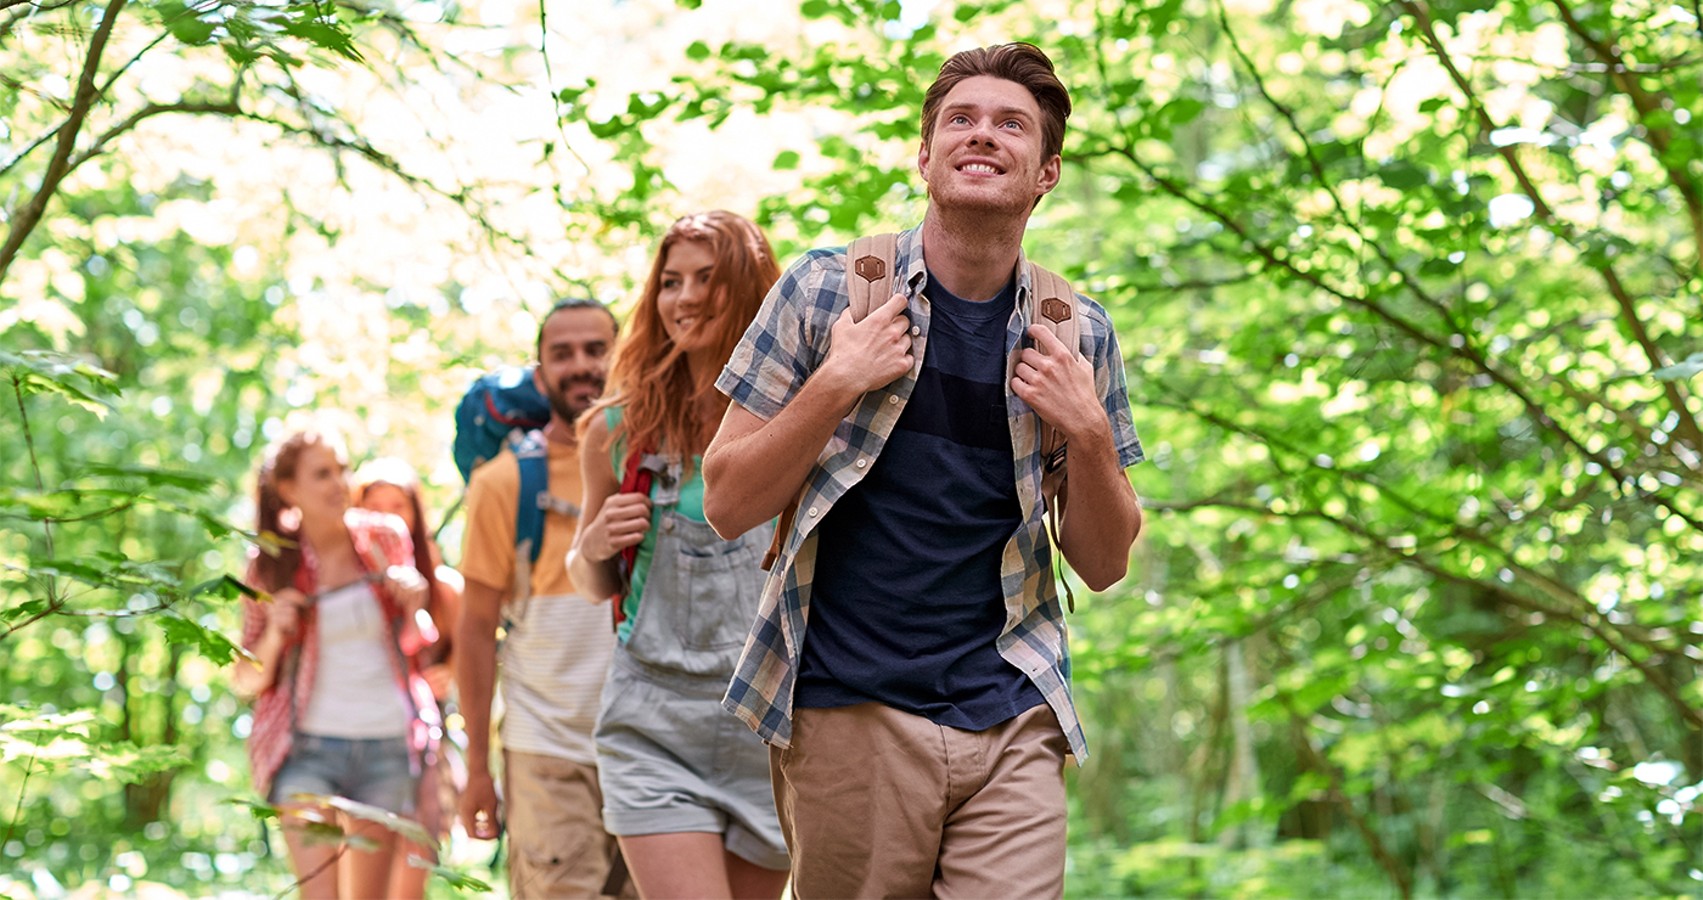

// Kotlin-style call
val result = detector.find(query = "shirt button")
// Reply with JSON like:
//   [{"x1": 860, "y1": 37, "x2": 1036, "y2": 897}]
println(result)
[
  {"x1": 888, "y1": 396, "x2": 899, "y2": 405},
  {"x1": 910, "y1": 325, "x2": 920, "y2": 336},
  {"x1": 855, "y1": 459, "x2": 867, "y2": 469},
  {"x1": 807, "y1": 507, "x2": 819, "y2": 517}
]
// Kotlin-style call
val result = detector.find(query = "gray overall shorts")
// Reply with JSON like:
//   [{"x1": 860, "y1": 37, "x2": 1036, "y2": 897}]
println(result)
[{"x1": 593, "y1": 460, "x2": 789, "y2": 871}]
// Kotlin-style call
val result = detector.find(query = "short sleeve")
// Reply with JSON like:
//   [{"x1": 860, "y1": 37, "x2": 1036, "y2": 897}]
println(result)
[
  {"x1": 458, "y1": 454, "x2": 520, "y2": 592},
  {"x1": 1082, "y1": 296, "x2": 1144, "y2": 469},
  {"x1": 716, "y1": 250, "x2": 840, "y2": 421}
]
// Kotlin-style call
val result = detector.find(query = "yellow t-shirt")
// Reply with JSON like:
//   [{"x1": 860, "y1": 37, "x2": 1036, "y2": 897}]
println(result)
[{"x1": 460, "y1": 438, "x2": 584, "y2": 598}]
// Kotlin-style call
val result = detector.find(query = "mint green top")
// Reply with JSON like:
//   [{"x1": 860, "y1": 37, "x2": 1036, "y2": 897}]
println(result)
[{"x1": 606, "y1": 407, "x2": 706, "y2": 643}]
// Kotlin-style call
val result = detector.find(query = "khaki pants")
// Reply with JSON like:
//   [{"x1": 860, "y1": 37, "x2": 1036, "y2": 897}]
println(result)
[
  {"x1": 504, "y1": 749, "x2": 630, "y2": 899},
  {"x1": 770, "y1": 702, "x2": 1069, "y2": 899}
]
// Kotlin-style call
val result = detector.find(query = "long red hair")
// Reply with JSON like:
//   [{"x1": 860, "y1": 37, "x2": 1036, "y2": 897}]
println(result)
[{"x1": 590, "y1": 210, "x2": 779, "y2": 458}]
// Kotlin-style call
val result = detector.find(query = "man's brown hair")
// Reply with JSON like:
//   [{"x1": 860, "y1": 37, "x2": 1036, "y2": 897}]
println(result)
[{"x1": 920, "y1": 42, "x2": 1072, "y2": 162}]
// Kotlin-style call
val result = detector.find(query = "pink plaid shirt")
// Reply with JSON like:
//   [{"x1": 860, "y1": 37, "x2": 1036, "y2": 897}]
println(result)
[{"x1": 241, "y1": 508, "x2": 438, "y2": 799}]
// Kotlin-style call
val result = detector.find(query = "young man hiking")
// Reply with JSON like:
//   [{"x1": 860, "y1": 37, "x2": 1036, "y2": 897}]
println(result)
[
  {"x1": 703, "y1": 42, "x2": 1145, "y2": 899},
  {"x1": 457, "y1": 299, "x2": 626, "y2": 898}
]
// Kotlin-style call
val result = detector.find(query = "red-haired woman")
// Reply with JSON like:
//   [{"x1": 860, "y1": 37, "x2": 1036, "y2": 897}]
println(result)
[
  {"x1": 351, "y1": 457, "x2": 465, "y2": 899},
  {"x1": 569, "y1": 210, "x2": 789, "y2": 898},
  {"x1": 232, "y1": 431, "x2": 439, "y2": 899}
]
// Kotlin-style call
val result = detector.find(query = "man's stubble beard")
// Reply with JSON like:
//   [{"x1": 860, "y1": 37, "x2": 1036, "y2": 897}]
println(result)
[{"x1": 546, "y1": 376, "x2": 605, "y2": 424}]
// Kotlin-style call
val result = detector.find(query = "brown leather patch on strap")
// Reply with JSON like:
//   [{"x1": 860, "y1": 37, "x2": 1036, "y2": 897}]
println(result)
[
  {"x1": 853, "y1": 255, "x2": 886, "y2": 283},
  {"x1": 1040, "y1": 296, "x2": 1072, "y2": 323}
]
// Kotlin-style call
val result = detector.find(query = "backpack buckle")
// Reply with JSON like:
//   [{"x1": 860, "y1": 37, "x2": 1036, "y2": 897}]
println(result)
[{"x1": 537, "y1": 493, "x2": 581, "y2": 518}]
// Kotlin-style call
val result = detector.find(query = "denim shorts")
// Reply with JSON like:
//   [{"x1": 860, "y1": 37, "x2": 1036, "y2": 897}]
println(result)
[{"x1": 268, "y1": 733, "x2": 417, "y2": 815}]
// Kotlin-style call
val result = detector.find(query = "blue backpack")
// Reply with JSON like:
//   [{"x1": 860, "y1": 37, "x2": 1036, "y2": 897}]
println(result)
[
  {"x1": 453, "y1": 365, "x2": 550, "y2": 482},
  {"x1": 453, "y1": 366, "x2": 561, "y2": 572}
]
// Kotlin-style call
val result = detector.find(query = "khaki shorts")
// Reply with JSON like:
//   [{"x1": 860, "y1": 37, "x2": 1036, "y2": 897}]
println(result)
[
  {"x1": 771, "y1": 702, "x2": 1069, "y2": 899},
  {"x1": 503, "y1": 749, "x2": 630, "y2": 899}
]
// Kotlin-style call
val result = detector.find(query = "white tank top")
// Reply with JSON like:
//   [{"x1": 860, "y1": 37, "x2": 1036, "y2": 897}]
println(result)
[{"x1": 297, "y1": 581, "x2": 412, "y2": 739}]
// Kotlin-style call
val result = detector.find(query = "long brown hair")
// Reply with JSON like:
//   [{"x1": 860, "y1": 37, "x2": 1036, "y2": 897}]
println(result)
[
  {"x1": 351, "y1": 457, "x2": 440, "y2": 601},
  {"x1": 252, "y1": 431, "x2": 346, "y2": 593},
  {"x1": 591, "y1": 210, "x2": 780, "y2": 458}
]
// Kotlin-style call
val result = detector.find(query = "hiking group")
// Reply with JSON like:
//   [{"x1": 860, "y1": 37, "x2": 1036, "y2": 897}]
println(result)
[{"x1": 235, "y1": 42, "x2": 1146, "y2": 900}]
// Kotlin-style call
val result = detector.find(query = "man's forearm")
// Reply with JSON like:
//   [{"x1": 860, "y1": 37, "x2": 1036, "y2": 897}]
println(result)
[
  {"x1": 1055, "y1": 423, "x2": 1141, "y2": 592},
  {"x1": 455, "y1": 598, "x2": 501, "y2": 770}
]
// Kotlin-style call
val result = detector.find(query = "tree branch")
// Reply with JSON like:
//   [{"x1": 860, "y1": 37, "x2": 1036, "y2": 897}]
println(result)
[
  {"x1": 1400, "y1": 0, "x2": 1703, "y2": 456},
  {"x1": 1279, "y1": 694, "x2": 1414, "y2": 899},
  {"x1": 7, "y1": 375, "x2": 62, "y2": 625},
  {"x1": 1215, "y1": 0, "x2": 1665, "y2": 474},
  {"x1": 1550, "y1": 0, "x2": 1703, "y2": 263},
  {"x1": 0, "y1": 27, "x2": 172, "y2": 180},
  {"x1": 0, "y1": 0, "x2": 77, "y2": 36},
  {"x1": 1099, "y1": 142, "x2": 1641, "y2": 490},
  {"x1": 1165, "y1": 493, "x2": 1703, "y2": 731},
  {"x1": 0, "y1": 0, "x2": 128, "y2": 285},
  {"x1": 1145, "y1": 377, "x2": 1698, "y2": 661},
  {"x1": 66, "y1": 100, "x2": 241, "y2": 171}
]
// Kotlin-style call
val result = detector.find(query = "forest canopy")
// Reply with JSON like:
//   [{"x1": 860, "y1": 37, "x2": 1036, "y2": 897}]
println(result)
[{"x1": 2, "y1": 0, "x2": 1699, "y2": 895}]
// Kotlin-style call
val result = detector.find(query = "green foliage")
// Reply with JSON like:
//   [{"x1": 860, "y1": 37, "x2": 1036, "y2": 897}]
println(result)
[
  {"x1": 5, "y1": 0, "x2": 1702, "y2": 895},
  {"x1": 573, "y1": 0, "x2": 1703, "y2": 895}
]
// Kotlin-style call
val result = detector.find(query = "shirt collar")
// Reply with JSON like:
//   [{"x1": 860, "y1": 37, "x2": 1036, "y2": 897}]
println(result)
[{"x1": 899, "y1": 224, "x2": 1036, "y2": 303}]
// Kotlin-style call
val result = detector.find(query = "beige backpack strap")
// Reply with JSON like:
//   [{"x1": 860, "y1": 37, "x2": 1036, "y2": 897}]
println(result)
[
  {"x1": 1027, "y1": 261, "x2": 1079, "y2": 478},
  {"x1": 846, "y1": 232, "x2": 899, "y2": 321},
  {"x1": 761, "y1": 233, "x2": 901, "y2": 572},
  {"x1": 1027, "y1": 261, "x2": 1081, "y2": 611}
]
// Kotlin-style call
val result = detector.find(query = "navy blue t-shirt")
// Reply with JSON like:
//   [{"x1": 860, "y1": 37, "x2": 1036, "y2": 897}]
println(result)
[{"x1": 796, "y1": 272, "x2": 1047, "y2": 730}]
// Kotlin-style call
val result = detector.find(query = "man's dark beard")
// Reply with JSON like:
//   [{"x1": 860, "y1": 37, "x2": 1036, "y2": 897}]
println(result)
[{"x1": 545, "y1": 375, "x2": 604, "y2": 422}]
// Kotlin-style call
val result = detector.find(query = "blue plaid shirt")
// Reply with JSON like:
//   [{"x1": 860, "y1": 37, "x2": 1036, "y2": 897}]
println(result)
[{"x1": 716, "y1": 226, "x2": 1143, "y2": 759}]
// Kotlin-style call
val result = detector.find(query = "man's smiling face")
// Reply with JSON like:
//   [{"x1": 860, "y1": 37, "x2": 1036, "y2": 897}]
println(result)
[{"x1": 918, "y1": 75, "x2": 1061, "y2": 215}]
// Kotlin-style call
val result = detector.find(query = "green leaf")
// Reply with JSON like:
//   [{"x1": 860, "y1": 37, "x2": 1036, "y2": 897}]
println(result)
[
  {"x1": 281, "y1": 15, "x2": 363, "y2": 62},
  {"x1": 0, "y1": 487, "x2": 83, "y2": 519},
  {"x1": 0, "y1": 705, "x2": 97, "y2": 739},
  {"x1": 1379, "y1": 161, "x2": 1429, "y2": 189},
  {"x1": 419, "y1": 861, "x2": 493, "y2": 892},
  {"x1": 190, "y1": 574, "x2": 260, "y2": 602},
  {"x1": 0, "y1": 350, "x2": 117, "y2": 415},
  {"x1": 773, "y1": 150, "x2": 801, "y2": 170},
  {"x1": 156, "y1": 614, "x2": 242, "y2": 666},
  {"x1": 275, "y1": 795, "x2": 434, "y2": 847},
  {"x1": 81, "y1": 463, "x2": 217, "y2": 490},
  {"x1": 0, "y1": 599, "x2": 50, "y2": 625},
  {"x1": 1160, "y1": 97, "x2": 1207, "y2": 127},
  {"x1": 230, "y1": 798, "x2": 282, "y2": 822},
  {"x1": 685, "y1": 40, "x2": 711, "y2": 62}
]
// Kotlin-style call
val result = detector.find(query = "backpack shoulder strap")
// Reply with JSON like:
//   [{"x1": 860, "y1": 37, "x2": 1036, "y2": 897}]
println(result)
[
  {"x1": 1026, "y1": 261, "x2": 1080, "y2": 358},
  {"x1": 511, "y1": 429, "x2": 549, "y2": 568},
  {"x1": 762, "y1": 232, "x2": 899, "y2": 573},
  {"x1": 612, "y1": 443, "x2": 657, "y2": 627},
  {"x1": 1026, "y1": 261, "x2": 1081, "y2": 613},
  {"x1": 845, "y1": 233, "x2": 899, "y2": 322},
  {"x1": 1025, "y1": 260, "x2": 1081, "y2": 475}
]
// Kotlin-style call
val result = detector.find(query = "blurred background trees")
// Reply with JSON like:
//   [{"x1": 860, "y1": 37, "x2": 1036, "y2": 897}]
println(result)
[{"x1": 3, "y1": 0, "x2": 1698, "y2": 895}]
